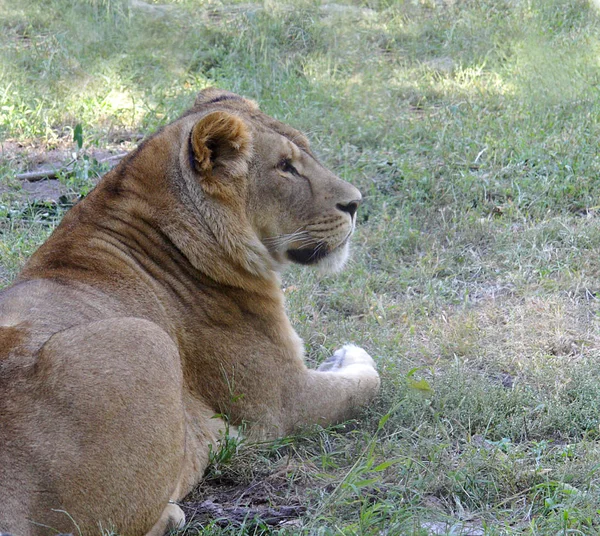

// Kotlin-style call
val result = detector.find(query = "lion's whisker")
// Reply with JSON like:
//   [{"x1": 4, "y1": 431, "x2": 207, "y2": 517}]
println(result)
[{"x1": 264, "y1": 229, "x2": 313, "y2": 249}]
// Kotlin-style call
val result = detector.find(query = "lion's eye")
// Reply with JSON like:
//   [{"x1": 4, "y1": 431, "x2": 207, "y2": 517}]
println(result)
[{"x1": 278, "y1": 158, "x2": 297, "y2": 175}]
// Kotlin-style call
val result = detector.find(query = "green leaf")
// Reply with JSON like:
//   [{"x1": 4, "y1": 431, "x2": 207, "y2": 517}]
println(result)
[
  {"x1": 378, "y1": 412, "x2": 391, "y2": 429},
  {"x1": 373, "y1": 459, "x2": 403, "y2": 472},
  {"x1": 351, "y1": 478, "x2": 379, "y2": 488},
  {"x1": 74, "y1": 123, "x2": 83, "y2": 150},
  {"x1": 408, "y1": 378, "x2": 432, "y2": 392},
  {"x1": 406, "y1": 367, "x2": 421, "y2": 379}
]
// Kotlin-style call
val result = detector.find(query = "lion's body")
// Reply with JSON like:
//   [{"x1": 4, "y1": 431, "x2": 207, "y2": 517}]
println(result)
[{"x1": 0, "y1": 89, "x2": 380, "y2": 536}]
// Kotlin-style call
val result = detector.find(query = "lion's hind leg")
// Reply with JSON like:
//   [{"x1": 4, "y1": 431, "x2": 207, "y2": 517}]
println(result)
[{"x1": 21, "y1": 317, "x2": 187, "y2": 536}]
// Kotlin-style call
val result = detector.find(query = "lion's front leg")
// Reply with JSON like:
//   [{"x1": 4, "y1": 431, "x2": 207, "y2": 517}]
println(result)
[{"x1": 280, "y1": 345, "x2": 380, "y2": 434}]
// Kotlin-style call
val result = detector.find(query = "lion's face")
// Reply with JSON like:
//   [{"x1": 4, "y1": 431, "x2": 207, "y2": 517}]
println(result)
[
  {"x1": 247, "y1": 123, "x2": 361, "y2": 273},
  {"x1": 183, "y1": 89, "x2": 362, "y2": 274}
]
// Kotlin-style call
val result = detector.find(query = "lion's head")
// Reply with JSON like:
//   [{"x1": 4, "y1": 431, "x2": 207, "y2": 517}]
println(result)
[
  {"x1": 150, "y1": 88, "x2": 362, "y2": 281},
  {"x1": 242, "y1": 103, "x2": 361, "y2": 274}
]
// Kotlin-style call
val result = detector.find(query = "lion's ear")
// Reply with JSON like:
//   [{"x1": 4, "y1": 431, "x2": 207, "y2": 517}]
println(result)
[{"x1": 190, "y1": 111, "x2": 252, "y2": 178}]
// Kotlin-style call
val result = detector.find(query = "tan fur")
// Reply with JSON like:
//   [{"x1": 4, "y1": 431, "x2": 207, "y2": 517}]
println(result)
[{"x1": 0, "y1": 89, "x2": 380, "y2": 536}]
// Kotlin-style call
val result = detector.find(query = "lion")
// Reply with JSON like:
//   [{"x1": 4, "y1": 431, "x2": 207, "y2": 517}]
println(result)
[{"x1": 0, "y1": 88, "x2": 380, "y2": 536}]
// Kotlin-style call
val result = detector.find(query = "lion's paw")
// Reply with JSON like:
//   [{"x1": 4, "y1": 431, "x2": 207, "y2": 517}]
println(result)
[
  {"x1": 318, "y1": 344, "x2": 376, "y2": 372},
  {"x1": 165, "y1": 503, "x2": 186, "y2": 532}
]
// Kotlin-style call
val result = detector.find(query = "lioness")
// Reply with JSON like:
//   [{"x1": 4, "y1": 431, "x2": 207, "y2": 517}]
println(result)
[{"x1": 0, "y1": 89, "x2": 380, "y2": 536}]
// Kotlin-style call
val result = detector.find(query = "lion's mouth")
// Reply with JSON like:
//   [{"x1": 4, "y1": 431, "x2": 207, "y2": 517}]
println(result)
[
  {"x1": 287, "y1": 243, "x2": 329, "y2": 265},
  {"x1": 287, "y1": 235, "x2": 350, "y2": 266}
]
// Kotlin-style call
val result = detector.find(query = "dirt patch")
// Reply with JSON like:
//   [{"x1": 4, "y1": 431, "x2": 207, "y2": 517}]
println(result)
[
  {"x1": 182, "y1": 497, "x2": 304, "y2": 529},
  {"x1": 1, "y1": 175, "x2": 83, "y2": 206},
  {"x1": 1, "y1": 135, "x2": 137, "y2": 176},
  {"x1": 1, "y1": 137, "x2": 135, "y2": 204},
  {"x1": 182, "y1": 465, "x2": 311, "y2": 530},
  {"x1": 20, "y1": 180, "x2": 70, "y2": 203}
]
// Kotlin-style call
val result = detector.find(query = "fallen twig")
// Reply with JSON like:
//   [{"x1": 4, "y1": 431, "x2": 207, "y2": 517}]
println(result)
[{"x1": 14, "y1": 153, "x2": 128, "y2": 182}]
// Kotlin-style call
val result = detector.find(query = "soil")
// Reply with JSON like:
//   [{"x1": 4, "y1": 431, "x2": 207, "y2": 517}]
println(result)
[
  {"x1": 0, "y1": 136, "x2": 135, "y2": 204},
  {"x1": 182, "y1": 464, "x2": 312, "y2": 530}
]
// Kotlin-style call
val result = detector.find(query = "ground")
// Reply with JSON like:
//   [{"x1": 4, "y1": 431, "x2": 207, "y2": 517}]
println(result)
[{"x1": 3, "y1": 0, "x2": 600, "y2": 534}]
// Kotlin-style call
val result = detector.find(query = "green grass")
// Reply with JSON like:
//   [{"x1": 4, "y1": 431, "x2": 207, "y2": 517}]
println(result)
[{"x1": 4, "y1": 0, "x2": 600, "y2": 533}]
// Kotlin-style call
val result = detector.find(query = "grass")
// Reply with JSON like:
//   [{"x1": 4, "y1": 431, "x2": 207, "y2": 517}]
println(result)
[{"x1": 4, "y1": 0, "x2": 600, "y2": 533}]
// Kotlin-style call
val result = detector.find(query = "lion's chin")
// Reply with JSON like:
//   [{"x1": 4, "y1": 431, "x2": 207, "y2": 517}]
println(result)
[{"x1": 287, "y1": 240, "x2": 350, "y2": 274}]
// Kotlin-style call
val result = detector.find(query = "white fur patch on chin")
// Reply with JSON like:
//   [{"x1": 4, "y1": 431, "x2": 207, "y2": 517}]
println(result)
[{"x1": 316, "y1": 241, "x2": 350, "y2": 275}]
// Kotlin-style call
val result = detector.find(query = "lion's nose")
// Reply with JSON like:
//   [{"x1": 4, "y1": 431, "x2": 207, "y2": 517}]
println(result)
[{"x1": 336, "y1": 199, "x2": 360, "y2": 218}]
